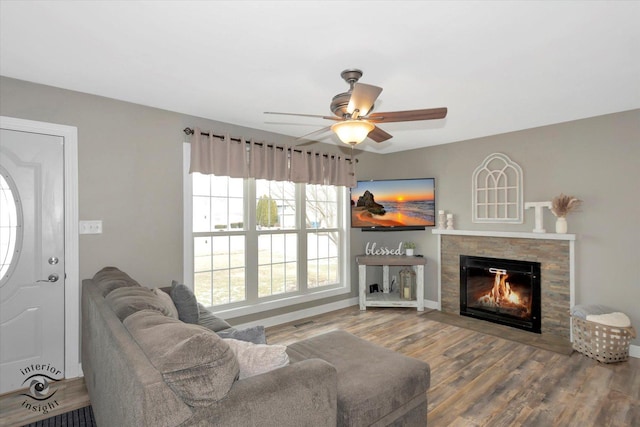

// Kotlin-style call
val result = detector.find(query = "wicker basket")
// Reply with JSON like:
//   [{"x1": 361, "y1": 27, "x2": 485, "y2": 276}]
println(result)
[{"x1": 572, "y1": 316, "x2": 636, "y2": 363}]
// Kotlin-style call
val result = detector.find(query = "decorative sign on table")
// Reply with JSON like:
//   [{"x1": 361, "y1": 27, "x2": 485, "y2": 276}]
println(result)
[{"x1": 365, "y1": 242, "x2": 404, "y2": 256}]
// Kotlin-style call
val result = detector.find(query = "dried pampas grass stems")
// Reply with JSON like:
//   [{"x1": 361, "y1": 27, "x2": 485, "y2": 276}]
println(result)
[{"x1": 551, "y1": 194, "x2": 582, "y2": 217}]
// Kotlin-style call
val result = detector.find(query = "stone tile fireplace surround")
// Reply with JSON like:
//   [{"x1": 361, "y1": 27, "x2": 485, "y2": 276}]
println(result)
[{"x1": 433, "y1": 230, "x2": 575, "y2": 341}]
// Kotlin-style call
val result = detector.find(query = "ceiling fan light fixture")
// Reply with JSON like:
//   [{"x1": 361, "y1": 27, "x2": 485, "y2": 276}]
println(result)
[{"x1": 331, "y1": 120, "x2": 375, "y2": 145}]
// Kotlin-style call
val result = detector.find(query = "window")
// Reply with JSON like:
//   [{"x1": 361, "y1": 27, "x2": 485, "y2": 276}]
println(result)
[
  {"x1": 183, "y1": 145, "x2": 350, "y2": 317},
  {"x1": 192, "y1": 174, "x2": 246, "y2": 306},
  {"x1": 256, "y1": 179, "x2": 298, "y2": 298},
  {"x1": 0, "y1": 170, "x2": 21, "y2": 283},
  {"x1": 306, "y1": 185, "x2": 340, "y2": 288}
]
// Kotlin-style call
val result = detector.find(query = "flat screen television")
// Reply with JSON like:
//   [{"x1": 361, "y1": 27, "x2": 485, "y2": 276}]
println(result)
[{"x1": 350, "y1": 178, "x2": 436, "y2": 231}]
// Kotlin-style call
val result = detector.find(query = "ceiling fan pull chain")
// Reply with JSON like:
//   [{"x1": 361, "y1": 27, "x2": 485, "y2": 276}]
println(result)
[{"x1": 351, "y1": 144, "x2": 356, "y2": 178}]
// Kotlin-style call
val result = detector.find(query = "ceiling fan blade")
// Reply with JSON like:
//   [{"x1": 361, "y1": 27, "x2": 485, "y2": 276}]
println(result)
[
  {"x1": 264, "y1": 111, "x2": 339, "y2": 121},
  {"x1": 347, "y1": 83, "x2": 382, "y2": 117},
  {"x1": 368, "y1": 125, "x2": 393, "y2": 143},
  {"x1": 368, "y1": 107, "x2": 448, "y2": 123},
  {"x1": 294, "y1": 125, "x2": 333, "y2": 142}
]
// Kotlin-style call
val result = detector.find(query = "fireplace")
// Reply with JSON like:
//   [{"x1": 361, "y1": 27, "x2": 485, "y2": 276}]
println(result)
[{"x1": 460, "y1": 255, "x2": 541, "y2": 334}]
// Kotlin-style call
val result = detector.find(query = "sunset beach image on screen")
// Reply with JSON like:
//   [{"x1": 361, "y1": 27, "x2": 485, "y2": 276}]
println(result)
[{"x1": 350, "y1": 178, "x2": 436, "y2": 229}]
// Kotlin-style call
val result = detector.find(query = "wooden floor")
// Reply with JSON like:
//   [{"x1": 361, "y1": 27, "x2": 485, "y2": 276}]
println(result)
[
  {"x1": 0, "y1": 376, "x2": 90, "y2": 427},
  {"x1": 0, "y1": 306, "x2": 637, "y2": 426},
  {"x1": 266, "y1": 307, "x2": 639, "y2": 427}
]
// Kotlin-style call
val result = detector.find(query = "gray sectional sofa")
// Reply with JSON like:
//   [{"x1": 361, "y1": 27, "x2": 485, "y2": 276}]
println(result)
[{"x1": 81, "y1": 267, "x2": 430, "y2": 426}]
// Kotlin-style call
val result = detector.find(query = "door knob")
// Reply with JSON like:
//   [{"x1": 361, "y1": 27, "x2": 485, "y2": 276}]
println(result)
[{"x1": 37, "y1": 274, "x2": 59, "y2": 283}]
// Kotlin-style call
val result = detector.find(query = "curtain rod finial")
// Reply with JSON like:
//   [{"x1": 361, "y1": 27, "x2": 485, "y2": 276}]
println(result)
[{"x1": 184, "y1": 127, "x2": 194, "y2": 135}]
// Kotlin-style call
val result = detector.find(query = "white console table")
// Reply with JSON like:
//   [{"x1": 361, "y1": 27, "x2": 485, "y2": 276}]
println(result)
[{"x1": 356, "y1": 255, "x2": 426, "y2": 311}]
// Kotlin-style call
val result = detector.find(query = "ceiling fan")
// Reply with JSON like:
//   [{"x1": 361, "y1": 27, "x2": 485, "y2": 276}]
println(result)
[{"x1": 265, "y1": 69, "x2": 447, "y2": 145}]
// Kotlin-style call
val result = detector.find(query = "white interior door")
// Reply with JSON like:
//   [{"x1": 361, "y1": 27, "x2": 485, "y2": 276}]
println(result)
[{"x1": 0, "y1": 128, "x2": 65, "y2": 394}]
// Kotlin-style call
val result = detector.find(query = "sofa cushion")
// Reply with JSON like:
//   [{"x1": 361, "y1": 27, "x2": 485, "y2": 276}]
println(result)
[
  {"x1": 195, "y1": 306, "x2": 267, "y2": 344},
  {"x1": 171, "y1": 281, "x2": 200, "y2": 324},
  {"x1": 217, "y1": 325, "x2": 266, "y2": 344},
  {"x1": 223, "y1": 338, "x2": 289, "y2": 380},
  {"x1": 197, "y1": 303, "x2": 232, "y2": 332},
  {"x1": 106, "y1": 287, "x2": 176, "y2": 321},
  {"x1": 92, "y1": 266, "x2": 141, "y2": 296},
  {"x1": 124, "y1": 310, "x2": 240, "y2": 407},
  {"x1": 152, "y1": 288, "x2": 179, "y2": 319}
]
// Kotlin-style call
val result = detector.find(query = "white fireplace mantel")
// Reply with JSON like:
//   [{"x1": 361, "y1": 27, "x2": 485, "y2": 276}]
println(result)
[{"x1": 432, "y1": 229, "x2": 575, "y2": 241}]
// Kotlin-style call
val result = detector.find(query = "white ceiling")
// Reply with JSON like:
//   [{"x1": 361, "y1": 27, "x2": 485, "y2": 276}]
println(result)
[{"x1": 1, "y1": 1, "x2": 639, "y2": 154}]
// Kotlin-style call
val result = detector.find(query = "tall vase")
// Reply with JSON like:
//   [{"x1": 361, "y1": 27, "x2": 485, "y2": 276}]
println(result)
[{"x1": 555, "y1": 217, "x2": 568, "y2": 234}]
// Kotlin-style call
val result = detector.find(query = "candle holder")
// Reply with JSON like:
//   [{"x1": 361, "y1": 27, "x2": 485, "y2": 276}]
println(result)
[
  {"x1": 437, "y1": 210, "x2": 446, "y2": 229},
  {"x1": 399, "y1": 268, "x2": 416, "y2": 300},
  {"x1": 446, "y1": 213, "x2": 454, "y2": 230}
]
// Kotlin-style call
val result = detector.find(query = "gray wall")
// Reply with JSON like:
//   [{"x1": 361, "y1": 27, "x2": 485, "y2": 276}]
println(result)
[
  {"x1": 0, "y1": 76, "x2": 377, "y2": 324},
  {"x1": 2, "y1": 77, "x2": 638, "y2": 345},
  {"x1": 351, "y1": 110, "x2": 640, "y2": 345}
]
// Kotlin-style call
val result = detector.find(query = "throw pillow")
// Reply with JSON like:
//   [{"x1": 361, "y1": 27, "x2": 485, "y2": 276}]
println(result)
[
  {"x1": 217, "y1": 325, "x2": 266, "y2": 344},
  {"x1": 197, "y1": 303, "x2": 232, "y2": 332},
  {"x1": 152, "y1": 288, "x2": 179, "y2": 319},
  {"x1": 105, "y1": 286, "x2": 175, "y2": 320},
  {"x1": 170, "y1": 281, "x2": 200, "y2": 324},
  {"x1": 124, "y1": 310, "x2": 239, "y2": 407},
  {"x1": 223, "y1": 338, "x2": 289, "y2": 380}
]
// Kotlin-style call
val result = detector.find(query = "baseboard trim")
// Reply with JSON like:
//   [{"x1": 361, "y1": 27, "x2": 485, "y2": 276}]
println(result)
[
  {"x1": 233, "y1": 297, "x2": 360, "y2": 329},
  {"x1": 424, "y1": 299, "x2": 439, "y2": 310}
]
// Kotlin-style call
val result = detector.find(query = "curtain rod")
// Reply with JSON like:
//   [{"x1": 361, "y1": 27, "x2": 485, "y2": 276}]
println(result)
[{"x1": 183, "y1": 127, "x2": 357, "y2": 163}]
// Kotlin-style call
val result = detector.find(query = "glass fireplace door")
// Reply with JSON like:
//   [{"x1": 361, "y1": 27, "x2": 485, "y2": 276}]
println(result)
[{"x1": 460, "y1": 255, "x2": 541, "y2": 333}]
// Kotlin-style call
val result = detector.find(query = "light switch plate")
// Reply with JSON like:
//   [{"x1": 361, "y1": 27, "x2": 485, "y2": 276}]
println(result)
[{"x1": 79, "y1": 220, "x2": 103, "y2": 234}]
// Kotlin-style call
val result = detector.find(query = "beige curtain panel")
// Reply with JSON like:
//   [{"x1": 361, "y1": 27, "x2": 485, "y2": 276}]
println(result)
[
  {"x1": 189, "y1": 131, "x2": 247, "y2": 178},
  {"x1": 250, "y1": 139, "x2": 289, "y2": 182},
  {"x1": 189, "y1": 128, "x2": 356, "y2": 187}
]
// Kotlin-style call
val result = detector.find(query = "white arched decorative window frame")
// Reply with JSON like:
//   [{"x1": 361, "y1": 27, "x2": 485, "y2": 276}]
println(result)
[{"x1": 472, "y1": 153, "x2": 523, "y2": 224}]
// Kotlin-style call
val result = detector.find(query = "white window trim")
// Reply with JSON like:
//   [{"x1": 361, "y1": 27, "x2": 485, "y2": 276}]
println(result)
[{"x1": 182, "y1": 143, "x2": 351, "y2": 319}]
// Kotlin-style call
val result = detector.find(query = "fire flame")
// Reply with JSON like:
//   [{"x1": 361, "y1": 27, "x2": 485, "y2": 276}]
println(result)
[{"x1": 477, "y1": 272, "x2": 525, "y2": 309}]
